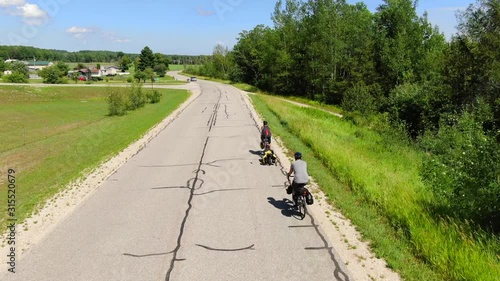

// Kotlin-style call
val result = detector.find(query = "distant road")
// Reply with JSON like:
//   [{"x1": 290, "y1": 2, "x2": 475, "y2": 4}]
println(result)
[{"x1": 0, "y1": 74, "x2": 352, "y2": 281}]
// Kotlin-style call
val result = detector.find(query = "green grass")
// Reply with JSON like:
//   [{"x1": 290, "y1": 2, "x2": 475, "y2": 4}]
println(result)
[
  {"x1": 251, "y1": 94, "x2": 500, "y2": 281},
  {"x1": 168, "y1": 64, "x2": 202, "y2": 71},
  {"x1": 0, "y1": 86, "x2": 189, "y2": 227}
]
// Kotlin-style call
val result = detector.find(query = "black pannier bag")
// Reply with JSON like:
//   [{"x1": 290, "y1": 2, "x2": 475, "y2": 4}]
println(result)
[{"x1": 305, "y1": 189, "x2": 314, "y2": 205}]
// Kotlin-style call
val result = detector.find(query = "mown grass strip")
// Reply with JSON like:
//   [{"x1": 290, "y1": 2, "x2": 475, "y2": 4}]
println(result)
[{"x1": 0, "y1": 86, "x2": 189, "y2": 227}]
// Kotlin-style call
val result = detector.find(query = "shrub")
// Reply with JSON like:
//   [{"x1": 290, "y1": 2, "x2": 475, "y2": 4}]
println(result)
[
  {"x1": 146, "y1": 90, "x2": 162, "y2": 104},
  {"x1": 107, "y1": 89, "x2": 128, "y2": 116},
  {"x1": 127, "y1": 82, "x2": 146, "y2": 110},
  {"x1": 3, "y1": 72, "x2": 28, "y2": 83},
  {"x1": 127, "y1": 77, "x2": 133, "y2": 83},
  {"x1": 420, "y1": 111, "x2": 500, "y2": 231},
  {"x1": 40, "y1": 67, "x2": 61, "y2": 84}
]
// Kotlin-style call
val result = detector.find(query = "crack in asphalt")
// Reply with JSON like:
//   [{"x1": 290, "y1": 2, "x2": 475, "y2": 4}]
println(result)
[
  {"x1": 196, "y1": 244, "x2": 255, "y2": 252},
  {"x1": 123, "y1": 250, "x2": 174, "y2": 258},
  {"x1": 207, "y1": 89, "x2": 223, "y2": 132},
  {"x1": 165, "y1": 137, "x2": 210, "y2": 281}
]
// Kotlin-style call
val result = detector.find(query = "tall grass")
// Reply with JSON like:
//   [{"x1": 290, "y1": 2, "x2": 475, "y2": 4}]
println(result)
[
  {"x1": 251, "y1": 94, "x2": 499, "y2": 281},
  {"x1": 0, "y1": 86, "x2": 189, "y2": 227}
]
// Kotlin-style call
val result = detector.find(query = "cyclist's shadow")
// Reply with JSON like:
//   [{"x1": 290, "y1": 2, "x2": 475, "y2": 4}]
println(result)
[{"x1": 267, "y1": 197, "x2": 301, "y2": 218}]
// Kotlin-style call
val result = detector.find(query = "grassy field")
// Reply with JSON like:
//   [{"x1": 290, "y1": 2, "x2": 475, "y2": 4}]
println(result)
[
  {"x1": 250, "y1": 94, "x2": 500, "y2": 281},
  {"x1": 0, "y1": 86, "x2": 189, "y2": 227},
  {"x1": 169, "y1": 64, "x2": 189, "y2": 71}
]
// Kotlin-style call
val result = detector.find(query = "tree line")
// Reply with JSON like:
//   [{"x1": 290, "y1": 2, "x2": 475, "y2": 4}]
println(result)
[
  {"x1": 192, "y1": 0, "x2": 500, "y2": 232},
  {"x1": 0, "y1": 45, "x2": 190, "y2": 84},
  {"x1": 0, "y1": 45, "x2": 207, "y2": 65}
]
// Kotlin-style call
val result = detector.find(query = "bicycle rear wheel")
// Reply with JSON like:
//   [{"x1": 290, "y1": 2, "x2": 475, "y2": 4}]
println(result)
[{"x1": 297, "y1": 196, "x2": 306, "y2": 220}]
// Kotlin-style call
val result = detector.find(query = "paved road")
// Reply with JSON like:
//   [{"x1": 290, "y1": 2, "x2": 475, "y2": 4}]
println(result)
[{"x1": 1, "y1": 79, "x2": 351, "y2": 281}]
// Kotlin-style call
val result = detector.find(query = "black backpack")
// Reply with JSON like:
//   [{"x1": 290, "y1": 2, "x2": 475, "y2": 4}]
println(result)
[{"x1": 263, "y1": 125, "x2": 271, "y2": 137}]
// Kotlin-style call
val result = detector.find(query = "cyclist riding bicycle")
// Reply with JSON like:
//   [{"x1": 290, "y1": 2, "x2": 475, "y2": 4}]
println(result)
[
  {"x1": 287, "y1": 152, "x2": 309, "y2": 204},
  {"x1": 260, "y1": 120, "x2": 272, "y2": 149}
]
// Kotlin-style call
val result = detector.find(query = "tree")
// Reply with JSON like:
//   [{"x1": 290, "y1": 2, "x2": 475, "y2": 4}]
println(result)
[
  {"x1": 145, "y1": 68, "x2": 155, "y2": 83},
  {"x1": 10, "y1": 61, "x2": 29, "y2": 77},
  {"x1": 446, "y1": 0, "x2": 500, "y2": 129},
  {"x1": 154, "y1": 53, "x2": 170, "y2": 68},
  {"x1": 134, "y1": 70, "x2": 147, "y2": 83},
  {"x1": 116, "y1": 51, "x2": 125, "y2": 59},
  {"x1": 0, "y1": 59, "x2": 6, "y2": 73},
  {"x1": 96, "y1": 63, "x2": 101, "y2": 70},
  {"x1": 212, "y1": 44, "x2": 231, "y2": 79},
  {"x1": 39, "y1": 66, "x2": 62, "y2": 84},
  {"x1": 137, "y1": 46, "x2": 155, "y2": 71},
  {"x1": 154, "y1": 63, "x2": 167, "y2": 77},
  {"x1": 55, "y1": 62, "x2": 69, "y2": 76},
  {"x1": 119, "y1": 55, "x2": 131, "y2": 71},
  {"x1": 133, "y1": 57, "x2": 140, "y2": 71}
]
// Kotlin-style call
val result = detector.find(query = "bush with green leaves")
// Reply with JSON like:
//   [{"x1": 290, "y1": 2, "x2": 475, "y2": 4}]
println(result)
[
  {"x1": 10, "y1": 61, "x2": 29, "y2": 77},
  {"x1": 107, "y1": 89, "x2": 128, "y2": 116},
  {"x1": 420, "y1": 111, "x2": 500, "y2": 230},
  {"x1": 341, "y1": 83, "x2": 380, "y2": 115},
  {"x1": 127, "y1": 82, "x2": 146, "y2": 110},
  {"x1": 146, "y1": 90, "x2": 162, "y2": 104},
  {"x1": 3, "y1": 72, "x2": 28, "y2": 83},
  {"x1": 39, "y1": 66, "x2": 67, "y2": 84}
]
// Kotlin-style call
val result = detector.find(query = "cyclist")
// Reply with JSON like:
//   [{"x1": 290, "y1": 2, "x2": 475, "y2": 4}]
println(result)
[
  {"x1": 260, "y1": 120, "x2": 272, "y2": 149},
  {"x1": 287, "y1": 152, "x2": 309, "y2": 204}
]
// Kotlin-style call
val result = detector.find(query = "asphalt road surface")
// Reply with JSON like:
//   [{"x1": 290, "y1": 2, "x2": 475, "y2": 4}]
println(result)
[{"x1": 2, "y1": 79, "x2": 352, "y2": 281}]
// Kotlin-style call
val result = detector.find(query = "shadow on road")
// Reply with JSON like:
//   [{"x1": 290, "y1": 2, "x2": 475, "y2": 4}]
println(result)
[
  {"x1": 267, "y1": 197, "x2": 298, "y2": 217},
  {"x1": 249, "y1": 150, "x2": 262, "y2": 156}
]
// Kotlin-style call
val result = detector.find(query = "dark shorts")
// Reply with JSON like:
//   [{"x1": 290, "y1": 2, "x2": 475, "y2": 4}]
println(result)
[
  {"x1": 291, "y1": 182, "x2": 307, "y2": 193},
  {"x1": 261, "y1": 136, "x2": 271, "y2": 144}
]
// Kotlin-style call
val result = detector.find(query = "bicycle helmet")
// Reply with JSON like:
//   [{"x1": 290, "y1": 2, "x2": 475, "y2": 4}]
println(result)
[
  {"x1": 294, "y1": 152, "x2": 302, "y2": 160},
  {"x1": 263, "y1": 120, "x2": 268, "y2": 125}
]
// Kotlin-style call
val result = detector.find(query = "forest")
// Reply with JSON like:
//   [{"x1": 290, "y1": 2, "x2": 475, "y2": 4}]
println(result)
[{"x1": 190, "y1": 0, "x2": 500, "y2": 233}]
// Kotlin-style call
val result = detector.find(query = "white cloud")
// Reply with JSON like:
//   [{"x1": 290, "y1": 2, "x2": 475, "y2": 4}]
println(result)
[
  {"x1": 2, "y1": 2, "x2": 49, "y2": 25},
  {"x1": 67, "y1": 28, "x2": 131, "y2": 44},
  {"x1": 115, "y1": 38, "x2": 131, "y2": 43},
  {"x1": 0, "y1": 0, "x2": 25, "y2": 7},
  {"x1": 66, "y1": 26, "x2": 94, "y2": 40},
  {"x1": 66, "y1": 26, "x2": 93, "y2": 34}
]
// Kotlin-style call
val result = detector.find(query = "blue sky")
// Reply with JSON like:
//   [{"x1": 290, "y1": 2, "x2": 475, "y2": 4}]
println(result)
[{"x1": 0, "y1": 0, "x2": 475, "y2": 55}]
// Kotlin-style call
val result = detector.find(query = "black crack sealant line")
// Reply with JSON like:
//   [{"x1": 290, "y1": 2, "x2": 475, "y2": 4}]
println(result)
[
  {"x1": 206, "y1": 89, "x2": 222, "y2": 132},
  {"x1": 195, "y1": 244, "x2": 255, "y2": 252},
  {"x1": 165, "y1": 137, "x2": 210, "y2": 281}
]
